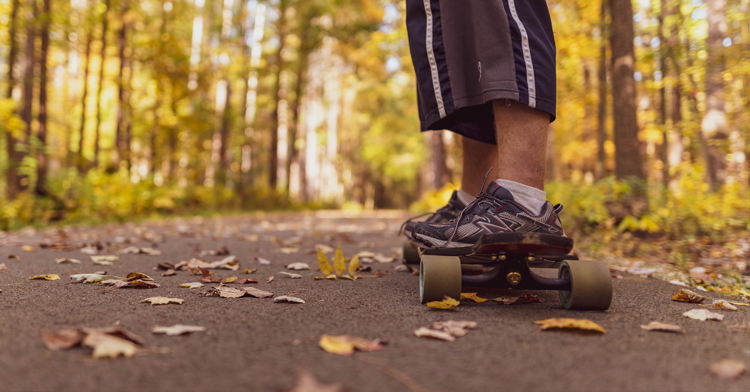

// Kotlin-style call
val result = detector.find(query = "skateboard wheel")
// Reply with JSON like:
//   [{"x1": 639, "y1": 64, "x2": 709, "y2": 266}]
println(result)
[
  {"x1": 402, "y1": 238, "x2": 421, "y2": 265},
  {"x1": 420, "y1": 255, "x2": 462, "y2": 304},
  {"x1": 558, "y1": 260, "x2": 612, "y2": 310}
]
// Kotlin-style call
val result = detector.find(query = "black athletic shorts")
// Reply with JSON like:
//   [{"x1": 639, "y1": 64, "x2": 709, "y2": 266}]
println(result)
[{"x1": 406, "y1": 0, "x2": 557, "y2": 145}]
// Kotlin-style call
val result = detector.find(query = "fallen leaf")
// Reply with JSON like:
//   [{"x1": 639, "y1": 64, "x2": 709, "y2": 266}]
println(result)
[
  {"x1": 180, "y1": 282, "x2": 204, "y2": 289},
  {"x1": 0, "y1": 263, "x2": 6, "y2": 270},
  {"x1": 161, "y1": 269, "x2": 176, "y2": 276},
  {"x1": 244, "y1": 287, "x2": 273, "y2": 298},
  {"x1": 114, "y1": 273, "x2": 160, "y2": 288},
  {"x1": 30, "y1": 274, "x2": 60, "y2": 281},
  {"x1": 278, "y1": 271, "x2": 302, "y2": 279},
  {"x1": 237, "y1": 278, "x2": 258, "y2": 284},
  {"x1": 8, "y1": 255, "x2": 20, "y2": 259},
  {"x1": 199, "y1": 245, "x2": 230, "y2": 256},
  {"x1": 517, "y1": 293, "x2": 541, "y2": 303},
  {"x1": 534, "y1": 318, "x2": 606, "y2": 333},
  {"x1": 242, "y1": 268, "x2": 257, "y2": 274},
  {"x1": 729, "y1": 301, "x2": 749, "y2": 307},
  {"x1": 187, "y1": 258, "x2": 214, "y2": 269},
  {"x1": 70, "y1": 273, "x2": 104, "y2": 283},
  {"x1": 287, "y1": 369, "x2": 344, "y2": 392},
  {"x1": 374, "y1": 253, "x2": 395, "y2": 263},
  {"x1": 256, "y1": 257, "x2": 272, "y2": 265},
  {"x1": 80, "y1": 246, "x2": 99, "y2": 255},
  {"x1": 211, "y1": 255, "x2": 237, "y2": 268},
  {"x1": 217, "y1": 286, "x2": 247, "y2": 298},
  {"x1": 683, "y1": 309, "x2": 724, "y2": 321},
  {"x1": 317, "y1": 248, "x2": 333, "y2": 276},
  {"x1": 199, "y1": 267, "x2": 221, "y2": 283},
  {"x1": 432, "y1": 320, "x2": 478, "y2": 337},
  {"x1": 713, "y1": 300, "x2": 738, "y2": 311},
  {"x1": 287, "y1": 262, "x2": 310, "y2": 271},
  {"x1": 91, "y1": 255, "x2": 119, "y2": 265},
  {"x1": 274, "y1": 295, "x2": 305, "y2": 304},
  {"x1": 267, "y1": 276, "x2": 274, "y2": 283},
  {"x1": 333, "y1": 244, "x2": 346, "y2": 276},
  {"x1": 348, "y1": 256, "x2": 359, "y2": 277},
  {"x1": 82, "y1": 332, "x2": 139, "y2": 359},
  {"x1": 139, "y1": 297, "x2": 184, "y2": 306},
  {"x1": 223, "y1": 276, "x2": 238, "y2": 284},
  {"x1": 56, "y1": 258, "x2": 81, "y2": 264},
  {"x1": 413, "y1": 327, "x2": 455, "y2": 342},
  {"x1": 672, "y1": 289, "x2": 706, "y2": 303},
  {"x1": 709, "y1": 359, "x2": 746, "y2": 379},
  {"x1": 152, "y1": 325, "x2": 206, "y2": 336},
  {"x1": 640, "y1": 321, "x2": 683, "y2": 333},
  {"x1": 318, "y1": 335, "x2": 384, "y2": 356},
  {"x1": 669, "y1": 279, "x2": 690, "y2": 287},
  {"x1": 155, "y1": 262, "x2": 176, "y2": 270},
  {"x1": 319, "y1": 335, "x2": 354, "y2": 356},
  {"x1": 316, "y1": 244, "x2": 334, "y2": 254},
  {"x1": 42, "y1": 329, "x2": 85, "y2": 350},
  {"x1": 280, "y1": 247, "x2": 299, "y2": 254},
  {"x1": 21, "y1": 245, "x2": 35, "y2": 252},
  {"x1": 460, "y1": 293, "x2": 488, "y2": 303},
  {"x1": 426, "y1": 296, "x2": 460, "y2": 310},
  {"x1": 492, "y1": 296, "x2": 519, "y2": 305}
]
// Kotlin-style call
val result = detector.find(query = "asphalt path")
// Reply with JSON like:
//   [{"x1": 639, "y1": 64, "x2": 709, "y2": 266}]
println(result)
[{"x1": 0, "y1": 211, "x2": 748, "y2": 392}]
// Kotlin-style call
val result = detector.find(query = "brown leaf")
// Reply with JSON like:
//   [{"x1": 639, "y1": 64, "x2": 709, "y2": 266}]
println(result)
[
  {"x1": 273, "y1": 296, "x2": 305, "y2": 304},
  {"x1": 237, "y1": 278, "x2": 258, "y2": 284},
  {"x1": 82, "y1": 332, "x2": 139, "y2": 359},
  {"x1": 154, "y1": 262, "x2": 175, "y2": 270},
  {"x1": 139, "y1": 297, "x2": 184, "y2": 306},
  {"x1": 672, "y1": 289, "x2": 706, "y2": 303},
  {"x1": 709, "y1": 359, "x2": 746, "y2": 379},
  {"x1": 217, "y1": 286, "x2": 247, "y2": 298},
  {"x1": 266, "y1": 276, "x2": 274, "y2": 283},
  {"x1": 124, "y1": 272, "x2": 154, "y2": 282},
  {"x1": 199, "y1": 268, "x2": 221, "y2": 283},
  {"x1": 432, "y1": 320, "x2": 478, "y2": 337},
  {"x1": 8, "y1": 255, "x2": 20, "y2": 259},
  {"x1": 492, "y1": 296, "x2": 519, "y2": 305},
  {"x1": 413, "y1": 327, "x2": 455, "y2": 342},
  {"x1": 534, "y1": 318, "x2": 606, "y2": 333},
  {"x1": 160, "y1": 269, "x2": 176, "y2": 277},
  {"x1": 242, "y1": 268, "x2": 257, "y2": 274},
  {"x1": 243, "y1": 287, "x2": 273, "y2": 298},
  {"x1": 287, "y1": 369, "x2": 344, "y2": 392},
  {"x1": 42, "y1": 329, "x2": 85, "y2": 350},
  {"x1": 517, "y1": 293, "x2": 541, "y2": 303},
  {"x1": 640, "y1": 321, "x2": 683, "y2": 333}
]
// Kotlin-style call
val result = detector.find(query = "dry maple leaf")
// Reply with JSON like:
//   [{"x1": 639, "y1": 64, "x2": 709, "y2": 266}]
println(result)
[
  {"x1": 640, "y1": 321, "x2": 683, "y2": 333},
  {"x1": 534, "y1": 318, "x2": 606, "y2": 333},
  {"x1": 709, "y1": 359, "x2": 746, "y2": 379},
  {"x1": 460, "y1": 293, "x2": 488, "y2": 303},
  {"x1": 317, "y1": 248, "x2": 333, "y2": 276},
  {"x1": 139, "y1": 297, "x2": 184, "y2": 306},
  {"x1": 413, "y1": 327, "x2": 455, "y2": 342},
  {"x1": 273, "y1": 295, "x2": 305, "y2": 304},
  {"x1": 683, "y1": 309, "x2": 724, "y2": 321},
  {"x1": 82, "y1": 332, "x2": 139, "y2": 359},
  {"x1": 432, "y1": 320, "x2": 478, "y2": 337},
  {"x1": 30, "y1": 274, "x2": 60, "y2": 281},
  {"x1": 152, "y1": 325, "x2": 206, "y2": 336},
  {"x1": 672, "y1": 289, "x2": 706, "y2": 303},
  {"x1": 244, "y1": 287, "x2": 273, "y2": 298},
  {"x1": 217, "y1": 286, "x2": 246, "y2": 298},
  {"x1": 287, "y1": 369, "x2": 344, "y2": 392},
  {"x1": 426, "y1": 296, "x2": 460, "y2": 310},
  {"x1": 42, "y1": 329, "x2": 85, "y2": 350}
]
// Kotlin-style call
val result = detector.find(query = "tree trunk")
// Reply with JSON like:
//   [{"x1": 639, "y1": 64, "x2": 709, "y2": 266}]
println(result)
[
  {"x1": 5, "y1": 0, "x2": 22, "y2": 199},
  {"x1": 269, "y1": 0, "x2": 288, "y2": 190},
  {"x1": 701, "y1": 0, "x2": 729, "y2": 190},
  {"x1": 595, "y1": 0, "x2": 608, "y2": 180},
  {"x1": 20, "y1": 0, "x2": 37, "y2": 192},
  {"x1": 77, "y1": 23, "x2": 93, "y2": 171},
  {"x1": 287, "y1": 50, "x2": 309, "y2": 195},
  {"x1": 218, "y1": 80, "x2": 232, "y2": 186},
  {"x1": 609, "y1": 0, "x2": 644, "y2": 180},
  {"x1": 658, "y1": 0, "x2": 669, "y2": 187},
  {"x1": 115, "y1": 0, "x2": 129, "y2": 166},
  {"x1": 92, "y1": 0, "x2": 110, "y2": 168},
  {"x1": 666, "y1": 0, "x2": 683, "y2": 175},
  {"x1": 35, "y1": 0, "x2": 51, "y2": 195}
]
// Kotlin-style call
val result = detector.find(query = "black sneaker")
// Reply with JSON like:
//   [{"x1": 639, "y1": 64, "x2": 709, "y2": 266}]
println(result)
[
  {"x1": 401, "y1": 191, "x2": 467, "y2": 238},
  {"x1": 411, "y1": 182, "x2": 565, "y2": 248}
]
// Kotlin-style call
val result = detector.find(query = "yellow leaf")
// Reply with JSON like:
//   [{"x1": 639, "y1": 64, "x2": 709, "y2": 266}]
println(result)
[
  {"x1": 319, "y1": 334, "x2": 355, "y2": 356},
  {"x1": 348, "y1": 255, "x2": 359, "y2": 277},
  {"x1": 534, "y1": 318, "x2": 606, "y2": 333},
  {"x1": 333, "y1": 243, "x2": 345, "y2": 276},
  {"x1": 224, "y1": 276, "x2": 237, "y2": 283},
  {"x1": 460, "y1": 293, "x2": 488, "y2": 303},
  {"x1": 139, "y1": 297, "x2": 184, "y2": 306},
  {"x1": 317, "y1": 248, "x2": 333, "y2": 276},
  {"x1": 21, "y1": 245, "x2": 35, "y2": 252},
  {"x1": 426, "y1": 296, "x2": 460, "y2": 309},
  {"x1": 30, "y1": 274, "x2": 60, "y2": 281}
]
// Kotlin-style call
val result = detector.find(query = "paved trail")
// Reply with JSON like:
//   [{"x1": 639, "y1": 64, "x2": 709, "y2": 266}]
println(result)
[{"x1": 0, "y1": 211, "x2": 748, "y2": 392}]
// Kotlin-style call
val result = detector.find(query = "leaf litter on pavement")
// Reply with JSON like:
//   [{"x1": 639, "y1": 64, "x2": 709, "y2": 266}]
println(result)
[
  {"x1": 414, "y1": 320, "x2": 478, "y2": 342},
  {"x1": 140, "y1": 297, "x2": 185, "y2": 306},
  {"x1": 671, "y1": 289, "x2": 706, "y2": 303},
  {"x1": 42, "y1": 326, "x2": 144, "y2": 359},
  {"x1": 460, "y1": 293, "x2": 488, "y2": 303},
  {"x1": 534, "y1": 318, "x2": 606, "y2": 333},
  {"x1": 683, "y1": 309, "x2": 724, "y2": 321},
  {"x1": 425, "y1": 296, "x2": 460, "y2": 310},
  {"x1": 152, "y1": 325, "x2": 207, "y2": 336},
  {"x1": 318, "y1": 334, "x2": 384, "y2": 356},
  {"x1": 640, "y1": 321, "x2": 683, "y2": 333},
  {"x1": 709, "y1": 359, "x2": 746, "y2": 379},
  {"x1": 30, "y1": 274, "x2": 60, "y2": 281}
]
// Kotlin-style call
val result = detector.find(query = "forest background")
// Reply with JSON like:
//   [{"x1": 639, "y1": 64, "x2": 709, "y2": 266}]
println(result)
[{"x1": 0, "y1": 0, "x2": 748, "y2": 263}]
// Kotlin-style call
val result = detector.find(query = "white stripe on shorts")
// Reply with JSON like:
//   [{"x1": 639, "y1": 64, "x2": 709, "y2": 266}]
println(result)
[
  {"x1": 508, "y1": 0, "x2": 537, "y2": 108},
  {"x1": 422, "y1": 0, "x2": 447, "y2": 118}
]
